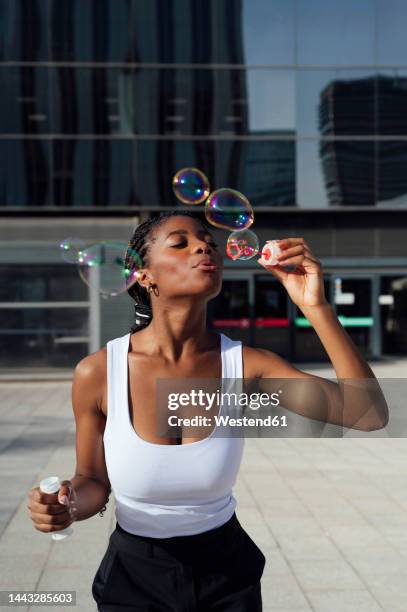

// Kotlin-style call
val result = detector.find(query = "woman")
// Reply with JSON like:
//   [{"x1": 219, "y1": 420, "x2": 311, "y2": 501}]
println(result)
[{"x1": 27, "y1": 210, "x2": 388, "y2": 611}]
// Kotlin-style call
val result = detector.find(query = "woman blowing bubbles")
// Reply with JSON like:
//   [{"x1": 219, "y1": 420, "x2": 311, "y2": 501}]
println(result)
[{"x1": 27, "y1": 210, "x2": 388, "y2": 611}]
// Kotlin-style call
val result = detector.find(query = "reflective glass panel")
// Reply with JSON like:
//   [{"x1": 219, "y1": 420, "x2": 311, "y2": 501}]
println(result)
[
  {"x1": 53, "y1": 140, "x2": 135, "y2": 207},
  {"x1": 51, "y1": 0, "x2": 133, "y2": 62},
  {"x1": 0, "y1": 0, "x2": 49, "y2": 61},
  {"x1": 377, "y1": 0, "x2": 407, "y2": 66},
  {"x1": 75, "y1": 68, "x2": 294, "y2": 136},
  {"x1": 296, "y1": 140, "x2": 376, "y2": 208},
  {"x1": 245, "y1": 70, "x2": 295, "y2": 133},
  {"x1": 377, "y1": 71, "x2": 407, "y2": 135},
  {"x1": 0, "y1": 139, "x2": 51, "y2": 207},
  {"x1": 132, "y1": 0, "x2": 213, "y2": 63},
  {"x1": 377, "y1": 141, "x2": 407, "y2": 207},
  {"x1": 297, "y1": 0, "x2": 375, "y2": 66},
  {"x1": 128, "y1": 68, "x2": 215, "y2": 135},
  {"x1": 131, "y1": 0, "x2": 295, "y2": 65},
  {"x1": 50, "y1": 67, "x2": 131, "y2": 135},
  {"x1": 241, "y1": 0, "x2": 295, "y2": 65},
  {"x1": 0, "y1": 67, "x2": 50, "y2": 134},
  {"x1": 0, "y1": 265, "x2": 88, "y2": 302},
  {"x1": 134, "y1": 140, "x2": 216, "y2": 207},
  {"x1": 215, "y1": 140, "x2": 295, "y2": 206},
  {"x1": 297, "y1": 69, "x2": 377, "y2": 137},
  {"x1": 0, "y1": 308, "x2": 89, "y2": 368}
]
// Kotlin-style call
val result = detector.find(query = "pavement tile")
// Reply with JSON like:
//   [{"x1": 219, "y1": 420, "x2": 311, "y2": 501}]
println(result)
[
  {"x1": 306, "y1": 589, "x2": 384, "y2": 612},
  {"x1": 342, "y1": 545, "x2": 407, "y2": 577},
  {"x1": 289, "y1": 558, "x2": 365, "y2": 590},
  {"x1": 325, "y1": 524, "x2": 389, "y2": 548},
  {"x1": 363, "y1": 574, "x2": 407, "y2": 611},
  {"x1": 275, "y1": 534, "x2": 343, "y2": 561},
  {"x1": 260, "y1": 573, "x2": 310, "y2": 609},
  {"x1": 262, "y1": 546, "x2": 292, "y2": 574}
]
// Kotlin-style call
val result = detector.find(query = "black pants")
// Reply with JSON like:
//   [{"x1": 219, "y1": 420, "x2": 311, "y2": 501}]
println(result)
[{"x1": 92, "y1": 511, "x2": 266, "y2": 611}]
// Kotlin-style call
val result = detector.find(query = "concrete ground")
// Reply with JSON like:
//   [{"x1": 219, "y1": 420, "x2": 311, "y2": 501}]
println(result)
[{"x1": 0, "y1": 359, "x2": 406, "y2": 611}]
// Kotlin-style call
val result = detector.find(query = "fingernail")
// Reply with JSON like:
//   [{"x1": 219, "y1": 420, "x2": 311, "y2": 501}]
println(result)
[{"x1": 60, "y1": 495, "x2": 68, "y2": 505}]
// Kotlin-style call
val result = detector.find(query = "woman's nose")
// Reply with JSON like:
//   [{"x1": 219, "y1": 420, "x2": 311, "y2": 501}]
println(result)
[{"x1": 193, "y1": 242, "x2": 212, "y2": 253}]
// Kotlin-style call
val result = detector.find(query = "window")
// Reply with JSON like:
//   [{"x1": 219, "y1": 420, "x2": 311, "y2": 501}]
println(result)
[
  {"x1": 53, "y1": 140, "x2": 135, "y2": 207},
  {"x1": 297, "y1": 69, "x2": 377, "y2": 137},
  {"x1": 296, "y1": 140, "x2": 376, "y2": 208},
  {"x1": 0, "y1": 139, "x2": 51, "y2": 207},
  {"x1": 0, "y1": 0, "x2": 49, "y2": 61},
  {"x1": 51, "y1": 0, "x2": 133, "y2": 62},
  {"x1": 297, "y1": 0, "x2": 375, "y2": 66},
  {"x1": 377, "y1": 141, "x2": 407, "y2": 206},
  {"x1": 377, "y1": 71, "x2": 407, "y2": 135},
  {"x1": 241, "y1": 0, "x2": 295, "y2": 65},
  {"x1": 377, "y1": 0, "x2": 407, "y2": 66},
  {"x1": 216, "y1": 140, "x2": 295, "y2": 207},
  {"x1": 0, "y1": 67, "x2": 49, "y2": 134},
  {"x1": 0, "y1": 265, "x2": 90, "y2": 368}
]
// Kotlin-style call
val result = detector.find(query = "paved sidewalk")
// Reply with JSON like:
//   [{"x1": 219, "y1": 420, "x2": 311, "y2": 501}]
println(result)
[{"x1": 0, "y1": 361, "x2": 406, "y2": 611}]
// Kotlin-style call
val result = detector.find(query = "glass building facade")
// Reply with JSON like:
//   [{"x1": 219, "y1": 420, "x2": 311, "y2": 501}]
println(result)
[
  {"x1": 2, "y1": 0, "x2": 407, "y2": 210},
  {"x1": 1, "y1": 0, "x2": 407, "y2": 369}
]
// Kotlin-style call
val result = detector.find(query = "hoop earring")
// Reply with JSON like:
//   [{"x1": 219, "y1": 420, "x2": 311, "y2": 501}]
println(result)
[{"x1": 147, "y1": 283, "x2": 159, "y2": 296}]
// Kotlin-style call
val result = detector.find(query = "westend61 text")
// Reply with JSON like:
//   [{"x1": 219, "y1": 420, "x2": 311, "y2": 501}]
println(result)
[{"x1": 168, "y1": 414, "x2": 288, "y2": 427}]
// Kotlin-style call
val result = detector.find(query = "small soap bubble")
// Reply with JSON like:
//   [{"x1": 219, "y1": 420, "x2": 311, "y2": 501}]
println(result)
[
  {"x1": 226, "y1": 229, "x2": 259, "y2": 261},
  {"x1": 172, "y1": 167, "x2": 210, "y2": 204},
  {"x1": 59, "y1": 237, "x2": 86, "y2": 264},
  {"x1": 77, "y1": 241, "x2": 142, "y2": 297},
  {"x1": 204, "y1": 188, "x2": 254, "y2": 231}
]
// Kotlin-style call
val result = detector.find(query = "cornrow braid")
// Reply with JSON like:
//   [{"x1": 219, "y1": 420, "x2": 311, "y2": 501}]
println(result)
[{"x1": 124, "y1": 210, "x2": 213, "y2": 333}]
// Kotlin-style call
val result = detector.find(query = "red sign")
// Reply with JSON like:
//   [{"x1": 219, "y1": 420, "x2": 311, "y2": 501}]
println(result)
[
  {"x1": 212, "y1": 318, "x2": 289, "y2": 328},
  {"x1": 255, "y1": 318, "x2": 289, "y2": 328},
  {"x1": 212, "y1": 318, "x2": 251, "y2": 328}
]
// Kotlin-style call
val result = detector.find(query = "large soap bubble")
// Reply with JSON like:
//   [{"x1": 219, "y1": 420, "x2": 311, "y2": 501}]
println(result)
[
  {"x1": 59, "y1": 237, "x2": 86, "y2": 264},
  {"x1": 77, "y1": 241, "x2": 142, "y2": 297},
  {"x1": 226, "y1": 229, "x2": 260, "y2": 261},
  {"x1": 204, "y1": 188, "x2": 254, "y2": 231},
  {"x1": 172, "y1": 167, "x2": 210, "y2": 204}
]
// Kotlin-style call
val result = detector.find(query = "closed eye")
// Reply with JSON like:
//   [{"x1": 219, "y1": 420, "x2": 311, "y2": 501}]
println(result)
[{"x1": 171, "y1": 241, "x2": 218, "y2": 248}]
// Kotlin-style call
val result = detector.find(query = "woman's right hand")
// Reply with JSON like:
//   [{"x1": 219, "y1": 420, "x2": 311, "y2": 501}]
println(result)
[{"x1": 27, "y1": 479, "x2": 78, "y2": 533}]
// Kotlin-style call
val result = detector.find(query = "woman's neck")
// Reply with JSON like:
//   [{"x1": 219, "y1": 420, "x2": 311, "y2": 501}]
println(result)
[{"x1": 135, "y1": 304, "x2": 216, "y2": 362}]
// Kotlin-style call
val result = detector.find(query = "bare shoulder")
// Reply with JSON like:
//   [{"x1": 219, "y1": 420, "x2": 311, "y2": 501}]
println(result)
[
  {"x1": 242, "y1": 344, "x2": 307, "y2": 379},
  {"x1": 72, "y1": 347, "x2": 107, "y2": 414}
]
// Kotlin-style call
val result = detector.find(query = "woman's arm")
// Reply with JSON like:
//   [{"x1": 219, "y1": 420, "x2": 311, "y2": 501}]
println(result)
[
  {"x1": 252, "y1": 238, "x2": 389, "y2": 432},
  {"x1": 69, "y1": 353, "x2": 112, "y2": 521},
  {"x1": 299, "y1": 302, "x2": 376, "y2": 378}
]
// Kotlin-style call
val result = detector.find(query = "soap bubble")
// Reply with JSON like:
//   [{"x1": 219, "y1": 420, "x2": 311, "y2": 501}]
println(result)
[
  {"x1": 77, "y1": 241, "x2": 142, "y2": 297},
  {"x1": 59, "y1": 237, "x2": 86, "y2": 264},
  {"x1": 172, "y1": 167, "x2": 210, "y2": 204},
  {"x1": 226, "y1": 229, "x2": 259, "y2": 261},
  {"x1": 204, "y1": 188, "x2": 254, "y2": 231}
]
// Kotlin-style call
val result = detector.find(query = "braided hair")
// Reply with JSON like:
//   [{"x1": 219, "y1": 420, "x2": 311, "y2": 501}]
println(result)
[{"x1": 124, "y1": 210, "x2": 213, "y2": 333}]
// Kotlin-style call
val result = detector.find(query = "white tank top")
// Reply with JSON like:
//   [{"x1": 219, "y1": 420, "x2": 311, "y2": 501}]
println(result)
[{"x1": 103, "y1": 331, "x2": 245, "y2": 538}]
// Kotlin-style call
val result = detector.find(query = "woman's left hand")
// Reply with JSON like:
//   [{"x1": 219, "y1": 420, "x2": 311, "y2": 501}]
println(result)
[{"x1": 257, "y1": 238, "x2": 328, "y2": 309}]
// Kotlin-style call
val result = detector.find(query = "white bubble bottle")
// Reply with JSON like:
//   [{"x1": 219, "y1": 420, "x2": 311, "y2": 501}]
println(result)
[
  {"x1": 258, "y1": 240, "x2": 282, "y2": 266},
  {"x1": 39, "y1": 476, "x2": 74, "y2": 541}
]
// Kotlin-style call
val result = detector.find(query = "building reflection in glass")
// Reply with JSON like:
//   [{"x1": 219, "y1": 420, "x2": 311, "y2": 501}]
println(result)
[{"x1": 318, "y1": 74, "x2": 407, "y2": 206}]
